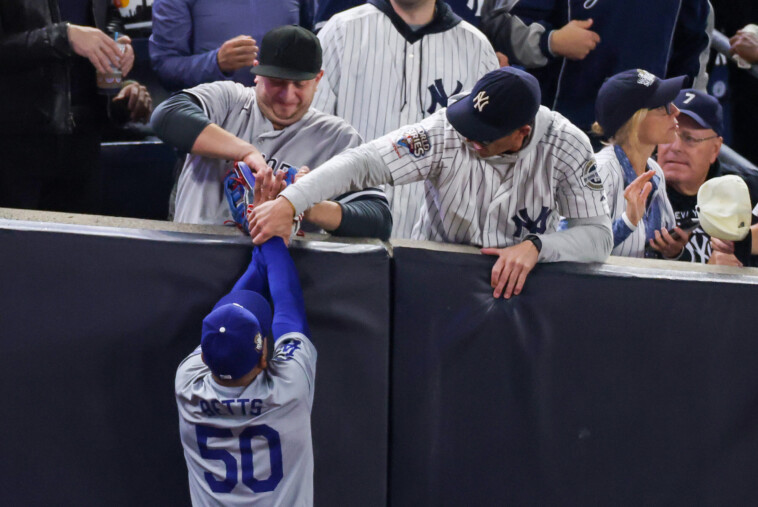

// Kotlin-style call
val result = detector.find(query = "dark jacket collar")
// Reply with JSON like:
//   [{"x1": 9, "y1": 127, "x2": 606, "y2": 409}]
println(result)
[{"x1": 367, "y1": 0, "x2": 461, "y2": 44}]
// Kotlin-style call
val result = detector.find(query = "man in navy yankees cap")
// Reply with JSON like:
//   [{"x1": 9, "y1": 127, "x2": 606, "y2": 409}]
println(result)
[
  {"x1": 251, "y1": 65, "x2": 613, "y2": 300},
  {"x1": 658, "y1": 88, "x2": 758, "y2": 266},
  {"x1": 446, "y1": 66, "x2": 542, "y2": 145}
]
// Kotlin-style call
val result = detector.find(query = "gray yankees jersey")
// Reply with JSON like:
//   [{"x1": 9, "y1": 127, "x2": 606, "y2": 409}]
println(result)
[
  {"x1": 596, "y1": 145, "x2": 676, "y2": 258},
  {"x1": 282, "y1": 106, "x2": 609, "y2": 257},
  {"x1": 176, "y1": 333, "x2": 317, "y2": 507},
  {"x1": 313, "y1": 2, "x2": 499, "y2": 238},
  {"x1": 174, "y1": 81, "x2": 364, "y2": 225}
]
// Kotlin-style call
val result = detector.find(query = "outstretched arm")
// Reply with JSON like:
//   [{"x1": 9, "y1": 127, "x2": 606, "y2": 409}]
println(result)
[
  {"x1": 230, "y1": 248, "x2": 269, "y2": 297},
  {"x1": 258, "y1": 237, "x2": 310, "y2": 340}
]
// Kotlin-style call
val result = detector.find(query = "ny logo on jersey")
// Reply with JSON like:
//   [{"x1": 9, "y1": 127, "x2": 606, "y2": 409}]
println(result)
[
  {"x1": 473, "y1": 91, "x2": 490, "y2": 112},
  {"x1": 427, "y1": 79, "x2": 463, "y2": 114},
  {"x1": 278, "y1": 339, "x2": 302, "y2": 361},
  {"x1": 583, "y1": 0, "x2": 600, "y2": 9},
  {"x1": 637, "y1": 69, "x2": 655, "y2": 87},
  {"x1": 512, "y1": 206, "x2": 551, "y2": 236}
]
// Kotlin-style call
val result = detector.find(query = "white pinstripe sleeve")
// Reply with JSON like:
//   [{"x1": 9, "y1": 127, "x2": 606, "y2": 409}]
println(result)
[
  {"x1": 373, "y1": 116, "x2": 447, "y2": 186},
  {"x1": 552, "y1": 131, "x2": 609, "y2": 219},
  {"x1": 313, "y1": 18, "x2": 342, "y2": 115}
]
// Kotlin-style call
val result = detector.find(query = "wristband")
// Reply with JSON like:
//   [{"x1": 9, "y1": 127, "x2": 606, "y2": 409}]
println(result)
[{"x1": 524, "y1": 234, "x2": 542, "y2": 253}]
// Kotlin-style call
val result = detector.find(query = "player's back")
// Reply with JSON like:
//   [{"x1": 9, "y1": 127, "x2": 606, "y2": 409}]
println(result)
[{"x1": 175, "y1": 334, "x2": 317, "y2": 506}]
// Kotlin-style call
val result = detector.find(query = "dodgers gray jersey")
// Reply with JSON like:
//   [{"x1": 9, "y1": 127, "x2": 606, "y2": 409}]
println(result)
[
  {"x1": 174, "y1": 81, "x2": 364, "y2": 225},
  {"x1": 596, "y1": 145, "x2": 676, "y2": 258},
  {"x1": 175, "y1": 333, "x2": 317, "y2": 506},
  {"x1": 283, "y1": 106, "x2": 609, "y2": 258},
  {"x1": 313, "y1": 3, "x2": 499, "y2": 238}
]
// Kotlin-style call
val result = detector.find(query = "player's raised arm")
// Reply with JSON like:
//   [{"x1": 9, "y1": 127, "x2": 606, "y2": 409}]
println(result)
[{"x1": 257, "y1": 237, "x2": 310, "y2": 340}]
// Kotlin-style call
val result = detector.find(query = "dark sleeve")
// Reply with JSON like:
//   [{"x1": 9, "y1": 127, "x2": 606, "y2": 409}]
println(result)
[
  {"x1": 230, "y1": 248, "x2": 269, "y2": 297},
  {"x1": 104, "y1": 3, "x2": 125, "y2": 36},
  {"x1": 667, "y1": 0, "x2": 711, "y2": 81},
  {"x1": 150, "y1": 92, "x2": 212, "y2": 153},
  {"x1": 299, "y1": 0, "x2": 315, "y2": 32},
  {"x1": 331, "y1": 191, "x2": 393, "y2": 241},
  {"x1": 259, "y1": 238, "x2": 310, "y2": 341},
  {"x1": 0, "y1": 17, "x2": 72, "y2": 69}
]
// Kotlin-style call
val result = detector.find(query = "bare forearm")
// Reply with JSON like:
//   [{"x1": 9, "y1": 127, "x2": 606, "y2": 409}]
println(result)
[
  {"x1": 191, "y1": 124, "x2": 259, "y2": 161},
  {"x1": 303, "y1": 201, "x2": 342, "y2": 231}
]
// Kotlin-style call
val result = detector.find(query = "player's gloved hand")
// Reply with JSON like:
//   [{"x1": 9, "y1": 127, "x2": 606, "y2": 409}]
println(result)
[
  {"x1": 623, "y1": 170, "x2": 654, "y2": 225},
  {"x1": 249, "y1": 196, "x2": 297, "y2": 245},
  {"x1": 481, "y1": 241, "x2": 539, "y2": 299},
  {"x1": 217, "y1": 35, "x2": 259, "y2": 73},
  {"x1": 549, "y1": 19, "x2": 600, "y2": 60}
]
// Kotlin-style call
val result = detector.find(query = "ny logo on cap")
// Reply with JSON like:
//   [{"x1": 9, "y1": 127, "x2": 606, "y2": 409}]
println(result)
[
  {"x1": 473, "y1": 91, "x2": 490, "y2": 112},
  {"x1": 637, "y1": 69, "x2": 655, "y2": 87}
]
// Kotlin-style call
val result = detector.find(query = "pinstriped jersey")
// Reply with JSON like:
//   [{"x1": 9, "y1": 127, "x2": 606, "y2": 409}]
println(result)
[
  {"x1": 174, "y1": 81, "x2": 368, "y2": 225},
  {"x1": 372, "y1": 106, "x2": 608, "y2": 247},
  {"x1": 596, "y1": 145, "x2": 676, "y2": 258},
  {"x1": 313, "y1": 1, "x2": 499, "y2": 238},
  {"x1": 176, "y1": 333, "x2": 317, "y2": 506}
]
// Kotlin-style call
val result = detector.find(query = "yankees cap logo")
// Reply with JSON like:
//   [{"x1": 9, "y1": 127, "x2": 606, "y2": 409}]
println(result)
[
  {"x1": 636, "y1": 69, "x2": 655, "y2": 87},
  {"x1": 473, "y1": 91, "x2": 490, "y2": 112}
]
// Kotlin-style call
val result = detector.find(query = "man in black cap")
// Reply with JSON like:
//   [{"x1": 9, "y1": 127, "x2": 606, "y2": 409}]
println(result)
[
  {"x1": 657, "y1": 88, "x2": 758, "y2": 266},
  {"x1": 151, "y1": 25, "x2": 391, "y2": 240},
  {"x1": 250, "y1": 67, "x2": 613, "y2": 299}
]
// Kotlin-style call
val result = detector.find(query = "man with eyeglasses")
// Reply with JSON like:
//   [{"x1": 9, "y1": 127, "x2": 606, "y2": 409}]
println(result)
[
  {"x1": 657, "y1": 88, "x2": 758, "y2": 265},
  {"x1": 249, "y1": 67, "x2": 613, "y2": 299}
]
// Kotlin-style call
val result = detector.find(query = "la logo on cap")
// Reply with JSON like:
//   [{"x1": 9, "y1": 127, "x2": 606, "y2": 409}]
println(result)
[
  {"x1": 637, "y1": 69, "x2": 655, "y2": 87},
  {"x1": 473, "y1": 91, "x2": 490, "y2": 112}
]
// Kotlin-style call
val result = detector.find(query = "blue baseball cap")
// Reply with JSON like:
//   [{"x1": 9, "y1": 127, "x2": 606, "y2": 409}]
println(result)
[
  {"x1": 595, "y1": 69, "x2": 687, "y2": 139},
  {"x1": 446, "y1": 67, "x2": 541, "y2": 143},
  {"x1": 673, "y1": 88, "x2": 723, "y2": 135},
  {"x1": 201, "y1": 290, "x2": 273, "y2": 380}
]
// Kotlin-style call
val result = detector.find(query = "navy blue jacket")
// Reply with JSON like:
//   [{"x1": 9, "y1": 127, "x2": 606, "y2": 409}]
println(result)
[{"x1": 485, "y1": 0, "x2": 711, "y2": 132}]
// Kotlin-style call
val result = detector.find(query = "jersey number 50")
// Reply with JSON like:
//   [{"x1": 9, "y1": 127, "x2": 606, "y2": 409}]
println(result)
[{"x1": 196, "y1": 424, "x2": 283, "y2": 493}]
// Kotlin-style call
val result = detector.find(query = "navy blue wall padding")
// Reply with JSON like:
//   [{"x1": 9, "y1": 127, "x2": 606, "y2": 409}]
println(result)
[
  {"x1": 390, "y1": 246, "x2": 758, "y2": 506},
  {"x1": 100, "y1": 141, "x2": 177, "y2": 220},
  {"x1": 0, "y1": 226, "x2": 389, "y2": 507}
]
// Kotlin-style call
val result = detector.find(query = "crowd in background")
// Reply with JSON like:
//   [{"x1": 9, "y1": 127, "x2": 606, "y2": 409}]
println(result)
[{"x1": 2, "y1": 0, "x2": 758, "y2": 273}]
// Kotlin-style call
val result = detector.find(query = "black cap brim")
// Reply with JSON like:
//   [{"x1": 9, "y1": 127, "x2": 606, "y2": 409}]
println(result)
[
  {"x1": 252, "y1": 65, "x2": 319, "y2": 81},
  {"x1": 446, "y1": 95, "x2": 512, "y2": 143},
  {"x1": 645, "y1": 75, "x2": 688, "y2": 109}
]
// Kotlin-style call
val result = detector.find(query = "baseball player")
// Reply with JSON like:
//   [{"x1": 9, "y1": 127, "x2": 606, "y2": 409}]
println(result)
[
  {"x1": 251, "y1": 67, "x2": 613, "y2": 299},
  {"x1": 176, "y1": 236, "x2": 316, "y2": 506},
  {"x1": 151, "y1": 25, "x2": 391, "y2": 240},
  {"x1": 313, "y1": 0, "x2": 499, "y2": 238}
]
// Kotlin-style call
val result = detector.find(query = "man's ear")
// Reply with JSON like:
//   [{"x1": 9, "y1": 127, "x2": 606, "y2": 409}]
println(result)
[
  {"x1": 710, "y1": 136, "x2": 723, "y2": 165},
  {"x1": 519, "y1": 124, "x2": 532, "y2": 138},
  {"x1": 314, "y1": 69, "x2": 324, "y2": 84}
]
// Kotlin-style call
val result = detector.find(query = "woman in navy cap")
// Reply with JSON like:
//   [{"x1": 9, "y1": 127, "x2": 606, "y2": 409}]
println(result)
[{"x1": 592, "y1": 69, "x2": 690, "y2": 259}]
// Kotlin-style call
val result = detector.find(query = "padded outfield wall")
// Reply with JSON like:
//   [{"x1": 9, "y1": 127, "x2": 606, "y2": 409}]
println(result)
[{"x1": 1, "y1": 211, "x2": 758, "y2": 506}]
